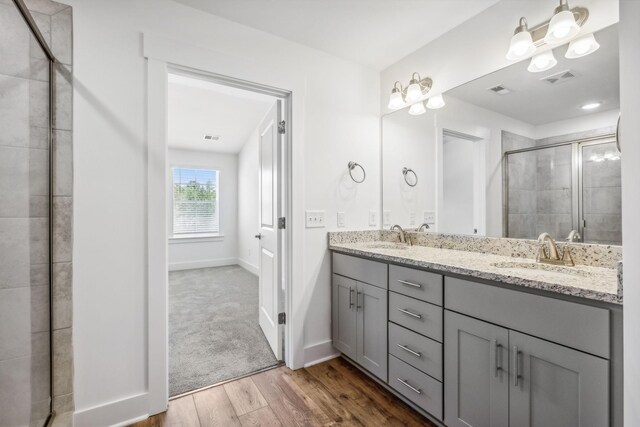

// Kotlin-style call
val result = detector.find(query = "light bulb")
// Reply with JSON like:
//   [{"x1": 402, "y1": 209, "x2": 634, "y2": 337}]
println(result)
[
  {"x1": 566, "y1": 33, "x2": 600, "y2": 58},
  {"x1": 527, "y1": 51, "x2": 557, "y2": 73},
  {"x1": 545, "y1": 8, "x2": 579, "y2": 44},
  {"x1": 408, "y1": 102, "x2": 426, "y2": 116},
  {"x1": 506, "y1": 29, "x2": 535, "y2": 60},
  {"x1": 405, "y1": 82, "x2": 423, "y2": 103},
  {"x1": 387, "y1": 90, "x2": 405, "y2": 110},
  {"x1": 426, "y1": 94, "x2": 445, "y2": 109}
]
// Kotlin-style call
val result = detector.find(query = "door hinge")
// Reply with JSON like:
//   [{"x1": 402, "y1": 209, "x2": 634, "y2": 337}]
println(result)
[
  {"x1": 278, "y1": 312, "x2": 286, "y2": 324},
  {"x1": 278, "y1": 120, "x2": 286, "y2": 134},
  {"x1": 278, "y1": 217, "x2": 286, "y2": 229}
]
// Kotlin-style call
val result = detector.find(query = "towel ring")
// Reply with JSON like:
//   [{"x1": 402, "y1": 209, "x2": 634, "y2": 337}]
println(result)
[
  {"x1": 616, "y1": 113, "x2": 622, "y2": 153},
  {"x1": 348, "y1": 161, "x2": 366, "y2": 183},
  {"x1": 402, "y1": 167, "x2": 418, "y2": 187}
]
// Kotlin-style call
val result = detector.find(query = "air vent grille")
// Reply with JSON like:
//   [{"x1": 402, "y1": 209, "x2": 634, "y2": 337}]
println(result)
[
  {"x1": 203, "y1": 134, "x2": 221, "y2": 142},
  {"x1": 487, "y1": 84, "x2": 511, "y2": 95},
  {"x1": 541, "y1": 69, "x2": 578, "y2": 85}
]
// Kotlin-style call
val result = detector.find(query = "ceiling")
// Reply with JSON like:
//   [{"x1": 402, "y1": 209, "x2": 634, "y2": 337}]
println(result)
[
  {"x1": 168, "y1": 74, "x2": 275, "y2": 153},
  {"x1": 172, "y1": 0, "x2": 500, "y2": 70},
  {"x1": 446, "y1": 25, "x2": 619, "y2": 126}
]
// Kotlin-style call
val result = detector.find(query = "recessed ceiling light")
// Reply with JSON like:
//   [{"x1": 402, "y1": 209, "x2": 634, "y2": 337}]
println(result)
[{"x1": 581, "y1": 102, "x2": 601, "y2": 110}]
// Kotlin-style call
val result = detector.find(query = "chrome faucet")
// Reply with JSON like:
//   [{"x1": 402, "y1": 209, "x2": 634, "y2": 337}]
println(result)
[
  {"x1": 391, "y1": 224, "x2": 407, "y2": 244},
  {"x1": 566, "y1": 230, "x2": 582, "y2": 242},
  {"x1": 537, "y1": 232, "x2": 574, "y2": 266},
  {"x1": 417, "y1": 223, "x2": 430, "y2": 232}
]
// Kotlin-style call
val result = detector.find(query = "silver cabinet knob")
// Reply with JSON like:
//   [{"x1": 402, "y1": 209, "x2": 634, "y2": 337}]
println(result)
[{"x1": 254, "y1": 233, "x2": 263, "y2": 240}]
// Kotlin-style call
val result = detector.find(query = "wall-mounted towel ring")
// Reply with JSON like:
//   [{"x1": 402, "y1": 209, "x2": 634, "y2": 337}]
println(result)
[
  {"x1": 616, "y1": 113, "x2": 622, "y2": 153},
  {"x1": 348, "y1": 161, "x2": 366, "y2": 183},
  {"x1": 402, "y1": 167, "x2": 418, "y2": 187}
]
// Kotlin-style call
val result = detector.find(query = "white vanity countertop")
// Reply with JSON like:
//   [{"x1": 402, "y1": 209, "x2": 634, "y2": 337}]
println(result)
[{"x1": 330, "y1": 241, "x2": 622, "y2": 305}]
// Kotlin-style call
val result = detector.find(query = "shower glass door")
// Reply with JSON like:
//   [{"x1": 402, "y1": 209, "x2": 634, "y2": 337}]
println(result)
[{"x1": 0, "y1": 1, "x2": 52, "y2": 426}]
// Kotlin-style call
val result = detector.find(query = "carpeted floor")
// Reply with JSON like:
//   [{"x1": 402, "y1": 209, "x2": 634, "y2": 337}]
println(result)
[{"x1": 169, "y1": 265, "x2": 278, "y2": 396}]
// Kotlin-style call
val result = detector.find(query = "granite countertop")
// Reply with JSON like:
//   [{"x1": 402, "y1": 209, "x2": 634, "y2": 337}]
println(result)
[{"x1": 330, "y1": 241, "x2": 622, "y2": 305}]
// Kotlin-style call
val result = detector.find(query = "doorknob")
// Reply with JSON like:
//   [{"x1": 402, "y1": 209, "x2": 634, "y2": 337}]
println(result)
[{"x1": 254, "y1": 233, "x2": 263, "y2": 239}]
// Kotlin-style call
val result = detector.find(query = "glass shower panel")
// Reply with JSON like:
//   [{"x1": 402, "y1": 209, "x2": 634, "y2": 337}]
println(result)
[
  {"x1": 581, "y1": 142, "x2": 622, "y2": 245},
  {"x1": 0, "y1": 2, "x2": 52, "y2": 426},
  {"x1": 506, "y1": 145, "x2": 573, "y2": 240}
]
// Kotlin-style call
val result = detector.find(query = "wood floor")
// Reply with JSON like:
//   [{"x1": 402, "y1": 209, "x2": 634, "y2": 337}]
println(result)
[{"x1": 130, "y1": 357, "x2": 436, "y2": 427}]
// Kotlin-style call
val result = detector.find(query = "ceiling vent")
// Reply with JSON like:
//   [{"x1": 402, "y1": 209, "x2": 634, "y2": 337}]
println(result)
[
  {"x1": 541, "y1": 69, "x2": 578, "y2": 85},
  {"x1": 203, "y1": 134, "x2": 221, "y2": 142},
  {"x1": 487, "y1": 84, "x2": 512, "y2": 95}
]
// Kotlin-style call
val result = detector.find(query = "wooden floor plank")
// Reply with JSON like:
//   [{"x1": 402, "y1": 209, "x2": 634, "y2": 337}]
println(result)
[
  {"x1": 223, "y1": 377, "x2": 269, "y2": 416},
  {"x1": 193, "y1": 385, "x2": 242, "y2": 427},
  {"x1": 238, "y1": 406, "x2": 283, "y2": 427}
]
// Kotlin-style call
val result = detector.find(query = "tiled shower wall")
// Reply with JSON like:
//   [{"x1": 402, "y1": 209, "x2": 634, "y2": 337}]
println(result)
[{"x1": 0, "y1": 0, "x2": 73, "y2": 425}]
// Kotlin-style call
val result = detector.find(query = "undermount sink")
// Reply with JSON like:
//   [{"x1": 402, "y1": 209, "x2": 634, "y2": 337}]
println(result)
[
  {"x1": 363, "y1": 242, "x2": 409, "y2": 250},
  {"x1": 491, "y1": 261, "x2": 590, "y2": 278}
]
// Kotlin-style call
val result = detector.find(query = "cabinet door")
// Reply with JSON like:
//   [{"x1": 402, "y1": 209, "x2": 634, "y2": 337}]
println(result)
[
  {"x1": 332, "y1": 274, "x2": 357, "y2": 360},
  {"x1": 444, "y1": 311, "x2": 509, "y2": 427},
  {"x1": 356, "y1": 281, "x2": 388, "y2": 381},
  {"x1": 509, "y1": 330, "x2": 609, "y2": 427}
]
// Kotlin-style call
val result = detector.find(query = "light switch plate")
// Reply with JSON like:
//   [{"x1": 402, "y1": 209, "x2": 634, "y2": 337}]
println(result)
[
  {"x1": 337, "y1": 212, "x2": 346, "y2": 228},
  {"x1": 424, "y1": 211, "x2": 436, "y2": 223},
  {"x1": 368, "y1": 210, "x2": 378, "y2": 227},
  {"x1": 409, "y1": 212, "x2": 416, "y2": 226},
  {"x1": 383, "y1": 211, "x2": 391, "y2": 227},
  {"x1": 305, "y1": 210, "x2": 325, "y2": 228}
]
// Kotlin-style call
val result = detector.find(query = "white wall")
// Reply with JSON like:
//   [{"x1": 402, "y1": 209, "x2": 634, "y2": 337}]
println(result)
[
  {"x1": 69, "y1": 0, "x2": 379, "y2": 424},
  {"x1": 620, "y1": 1, "x2": 640, "y2": 425},
  {"x1": 166, "y1": 148, "x2": 238, "y2": 271},
  {"x1": 532, "y1": 108, "x2": 619, "y2": 140},
  {"x1": 237, "y1": 126, "x2": 259, "y2": 275}
]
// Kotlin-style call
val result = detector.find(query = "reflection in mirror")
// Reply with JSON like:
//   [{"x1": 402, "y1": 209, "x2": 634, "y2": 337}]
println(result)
[{"x1": 382, "y1": 24, "x2": 620, "y2": 245}]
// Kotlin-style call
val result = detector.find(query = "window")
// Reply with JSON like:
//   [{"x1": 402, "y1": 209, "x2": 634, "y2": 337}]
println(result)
[{"x1": 172, "y1": 167, "x2": 219, "y2": 235}]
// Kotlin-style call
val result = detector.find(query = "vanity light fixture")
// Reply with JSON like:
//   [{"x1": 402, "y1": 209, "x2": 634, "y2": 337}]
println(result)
[
  {"x1": 386, "y1": 72, "x2": 433, "y2": 112},
  {"x1": 506, "y1": 18, "x2": 536, "y2": 60},
  {"x1": 545, "y1": 0, "x2": 580, "y2": 44},
  {"x1": 527, "y1": 51, "x2": 558, "y2": 73},
  {"x1": 581, "y1": 102, "x2": 601, "y2": 110},
  {"x1": 408, "y1": 101, "x2": 427, "y2": 116},
  {"x1": 426, "y1": 94, "x2": 446, "y2": 109},
  {"x1": 565, "y1": 33, "x2": 600, "y2": 58}
]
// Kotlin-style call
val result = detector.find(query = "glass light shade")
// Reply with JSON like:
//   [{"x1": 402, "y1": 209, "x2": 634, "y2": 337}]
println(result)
[
  {"x1": 506, "y1": 30, "x2": 535, "y2": 60},
  {"x1": 408, "y1": 102, "x2": 426, "y2": 116},
  {"x1": 387, "y1": 90, "x2": 405, "y2": 110},
  {"x1": 405, "y1": 82, "x2": 423, "y2": 103},
  {"x1": 565, "y1": 33, "x2": 600, "y2": 58},
  {"x1": 544, "y1": 10, "x2": 579, "y2": 44},
  {"x1": 426, "y1": 94, "x2": 445, "y2": 109},
  {"x1": 527, "y1": 51, "x2": 557, "y2": 73}
]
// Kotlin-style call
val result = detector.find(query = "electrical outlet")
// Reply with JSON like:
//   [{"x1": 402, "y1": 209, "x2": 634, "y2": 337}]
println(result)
[
  {"x1": 424, "y1": 211, "x2": 436, "y2": 223},
  {"x1": 383, "y1": 211, "x2": 391, "y2": 227},
  {"x1": 368, "y1": 210, "x2": 378, "y2": 227},
  {"x1": 337, "y1": 212, "x2": 346, "y2": 228},
  {"x1": 305, "y1": 210, "x2": 325, "y2": 228},
  {"x1": 409, "y1": 212, "x2": 416, "y2": 226}
]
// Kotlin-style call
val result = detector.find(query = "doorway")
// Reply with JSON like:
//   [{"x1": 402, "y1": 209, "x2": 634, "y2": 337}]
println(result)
[{"x1": 165, "y1": 71, "x2": 288, "y2": 397}]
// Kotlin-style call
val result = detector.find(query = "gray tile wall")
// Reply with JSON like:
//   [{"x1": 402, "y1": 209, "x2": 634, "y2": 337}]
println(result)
[{"x1": 0, "y1": 1, "x2": 73, "y2": 426}]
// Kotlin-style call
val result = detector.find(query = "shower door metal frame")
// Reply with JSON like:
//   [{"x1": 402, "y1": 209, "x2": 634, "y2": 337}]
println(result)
[
  {"x1": 12, "y1": 0, "x2": 60, "y2": 426},
  {"x1": 503, "y1": 133, "x2": 617, "y2": 241}
]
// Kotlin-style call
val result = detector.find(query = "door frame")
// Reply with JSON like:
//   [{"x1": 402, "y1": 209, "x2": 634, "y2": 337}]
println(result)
[{"x1": 145, "y1": 35, "x2": 295, "y2": 415}]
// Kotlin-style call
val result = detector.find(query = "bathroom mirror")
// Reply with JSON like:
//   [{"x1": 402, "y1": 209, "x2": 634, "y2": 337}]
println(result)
[{"x1": 382, "y1": 24, "x2": 621, "y2": 245}]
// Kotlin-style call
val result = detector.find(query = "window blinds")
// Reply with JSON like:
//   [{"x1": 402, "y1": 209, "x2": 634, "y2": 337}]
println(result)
[{"x1": 172, "y1": 167, "x2": 219, "y2": 234}]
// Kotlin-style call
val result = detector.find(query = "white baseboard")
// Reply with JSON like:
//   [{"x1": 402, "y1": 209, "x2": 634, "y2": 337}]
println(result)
[
  {"x1": 237, "y1": 258, "x2": 259, "y2": 275},
  {"x1": 304, "y1": 340, "x2": 340, "y2": 367},
  {"x1": 168, "y1": 257, "x2": 238, "y2": 271},
  {"x1": 74, "y1": 392, "x2": 149, "y2": 427}
]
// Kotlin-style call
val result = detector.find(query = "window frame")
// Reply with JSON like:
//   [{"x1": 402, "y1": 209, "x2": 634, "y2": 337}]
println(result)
[{"x1": 170, "y1": 166, "x2": 221, "y2": 238}]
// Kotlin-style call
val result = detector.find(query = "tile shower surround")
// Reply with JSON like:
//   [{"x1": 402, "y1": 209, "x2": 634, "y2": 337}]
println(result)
[{"x1": 0, "y1": 0, "x2": 74, "y2": 425}]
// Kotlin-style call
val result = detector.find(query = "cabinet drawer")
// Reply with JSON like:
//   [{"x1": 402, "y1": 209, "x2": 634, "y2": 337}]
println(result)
[
  {"x1": 389, "y1": 292, "x2": 443, "y2": 342},
  {"x1": 389, "y1": 265, "x2": 443, "y2": 305},
  {"x1": 389, "y1": 322, "x2": 442, "y2": 381},
  {"x1": 389, "y1": 355, "x2": 443, "y2": 420},
  {"x1": 445, "y1": 277, "x2": 610, "y2": 359},
  {"x1": 333, "y1": 253, "x2": 388, "y2": 289}
]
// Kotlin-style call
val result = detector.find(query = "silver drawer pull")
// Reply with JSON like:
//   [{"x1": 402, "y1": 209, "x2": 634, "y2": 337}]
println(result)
[
  {"x1": 397, "y1": 378, "x2": 422, "y2": 394},
  {"x1": 397, "y1": 308, "x2": 422, "y2": 319},
  {"x1": 397, "y1": 344, "x2": 422, "y2": 357},
  {"x1": 397, "y1": 279, "x2": 422, "y2": 288}
]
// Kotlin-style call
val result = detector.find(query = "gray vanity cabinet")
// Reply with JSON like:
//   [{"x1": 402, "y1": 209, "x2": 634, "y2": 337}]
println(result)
[
  {"x1": 356, "y1": 281, "x2": 388, "y2": 380},
  {"x1": 332, "y1": 274, "x2": 357, "y2": 360},
  {"x1": 509, "y1": 330, "x2": 609, "y2": 427},
  {"x1": 444, "y1": 311, "x2": 509, "y2": 427}
]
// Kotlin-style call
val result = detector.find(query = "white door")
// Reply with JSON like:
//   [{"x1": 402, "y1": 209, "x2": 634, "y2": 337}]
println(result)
[{"x1": 257, "y1": 100, "x2": 282, "y2": 359}]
